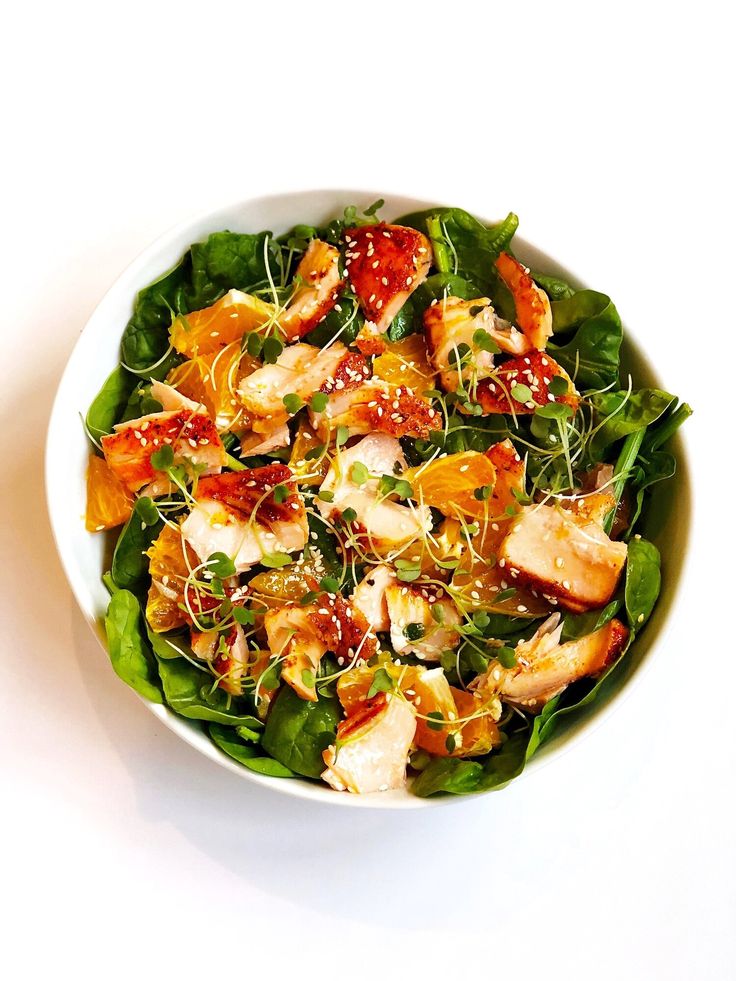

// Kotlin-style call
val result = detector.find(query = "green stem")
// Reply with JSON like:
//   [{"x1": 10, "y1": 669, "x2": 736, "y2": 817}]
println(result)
[
  {"x1": 225, "y1": 452, "x2": 247, "y2": 472},
  {"x1": 426, "y1": 216, "x2": 452, "y2": 274},
  {"x1": 603, "y1": 429, "x2": 646, "y2": 535},
  {"x1": 648, "y1": 402, "x2": 693, "y2": 451},
  {"x1": 102, "y1": 571, "x2": 119, "y2": 596}
]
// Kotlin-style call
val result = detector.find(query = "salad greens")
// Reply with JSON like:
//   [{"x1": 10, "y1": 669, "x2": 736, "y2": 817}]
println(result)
[{"x1": 84, "y1": 199, "x2": 690, "y2": 798}]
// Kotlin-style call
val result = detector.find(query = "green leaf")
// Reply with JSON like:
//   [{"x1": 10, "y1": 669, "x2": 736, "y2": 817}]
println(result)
[
  {"x1": 150, "y1": 444, "x2": 174, "y2": 471},
  {"x1": 207, "y1": 552, "x2": 236, "y2": 578},
  {"x1": 283, "y1": 393, "x2": 304, "y2": 415},
  {"x1": 85, "y1": 366, "x2": 138, "y2": 439},
  {"x1": 350, "y1": 461, "x2": 369, "y2": 485},
  {"x1": 208, "y1": 724, "x2": 295, "y2": 778},
  {"x1": 104, "y1": 589, "x2": 163, "y2": 702},
  {"x1": 367, "y1": 667, "x2": 394, "y2": 698},
  {"x1": 411, "y1": 731, "x2": 530, "y2": 797},
  {"x1": 262, "y1": 686, "x2": 340, "y2": 778},
  {"x1": 590, "y1": 388, "x2": 675, "y2": 460},
  {"x1": 625, "y1": 538, "x2": 661, "y2": 632},
  {"x1": 111, "y1": 499, "x2": 162, "y2": 591},
  {"x1": 310, "y1": 392, "x2": 329, "y2": 413},
  {"x1": 156, "y1": 656, "x2": 258, "y2": 725},
  {"x1": 548, "y1": 290, "x2": 623, "y2": 391},
  {"x1": 260, "y1": 552, "x2": 292, "y2": 569}
]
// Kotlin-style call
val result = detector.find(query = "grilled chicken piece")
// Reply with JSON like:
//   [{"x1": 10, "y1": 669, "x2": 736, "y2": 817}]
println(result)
[
  {"x1": 278, "y1": 240, "x2": 345, "y2": 341},
  {"x1": 322, "y1": 692, "x2": 417, "y2": 793},
  {"x1": 351, "y1": 564, "x2": 394, "y2": 631},
  {"x1": 485, "y1": 438, "x2": 526, "y2": 516},
  {"x1": 475, "y1": 350, "x2": 579, "y2": 415},
  {"x1": 497, "y1": 505, "x2": 628, "y2": 612},
  {"x1": 495, "y1": 252, "x2": 553, "y2": 351},
  {"x1": 344, "y1": 223, "x2": 432, "y2": 352},
  {"x1": 169, "y1": 289, "x2": 275, "y2": 358},
  {"x1": 237, "y1": 342, "x2": 370, "y2": 434},
  {"x1": 315, "y1": 433, "x2": 431, "y2": 553},
  {"x1": 265, "y1": 594, "x2": 377, "y2": 701},
  {"x1": 479, "y1": 613, "x2": 629, "y2": 710},
  {"x1": 190, "y1": 623, "x2": 249, "y2": 695},
  {"x1": 309, "y1": 378, "x2": 441, "y2": 441},
  {"x1": 149, "y1": 380, "x2": 202, "y2": 412},
  {"x1": 180, "y1": 464, "x2": 308, "y2": 573},
  {"x1": 240, "y1": 423, "x2": 291, "y2": 457},
  {"x1": 423, "y1": 295, "x2": 527, "y2": 392},
  {"x1": 101, "y1": 407, "x2": 225, "y2": 495},
  {"x1": 385, "y1": 582, "x2": 461, "y2": 662}
]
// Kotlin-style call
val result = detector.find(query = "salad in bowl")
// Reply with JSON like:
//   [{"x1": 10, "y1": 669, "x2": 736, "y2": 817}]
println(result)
[{"x1": 78, "y1": 198, "x2": 690, "y2": 798}]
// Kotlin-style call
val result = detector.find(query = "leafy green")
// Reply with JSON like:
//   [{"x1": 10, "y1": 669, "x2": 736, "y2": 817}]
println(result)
[
  {"x1": 625, "y1": 538, "x2": 661, "y2": 631},
  {"x1": 304, "y1": 295, "x2": 363, "y2": 347},
  {"x1": 208, "y1": 724, "x2": 294, "y2": 778},
  {"x1": 111, "y1": 499, "x2": 162, "y2": 591},
  {"x1": 531, "y1": 270, "x2": 576, "y2": 301},
  {"x1": 85, "y1": 366, "x2": 138, "y2": 440},
  {"x1": 548, "y1": 290, "x2": 623, "y2": 390},
  {"x1": 589, "y1": 388, "x2": 675, "y2": 460},
  {"x1": 262, "y1": 686, "x2": 340, "y2": 778},
  {"x1": 155, "y1": 655, "x2": 260, "y2": 725},
  {"x1": 411, "y1": 731, "x2": 530, "y2": 797},
  {"x1": 104, "y1": 589, "x2": 163, "y2": 702}
]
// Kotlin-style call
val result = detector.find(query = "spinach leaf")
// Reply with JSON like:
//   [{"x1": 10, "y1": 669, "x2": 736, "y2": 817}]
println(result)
[
  {"x1": 262, "y1": 686, "x2": 340, "y2": 778},
  {"x1": 86, "y1": 366, "x2": 138, "y2": 440},
  {"x1": 118, "y1": 381, "x2": 163, "y2": 424},
  {"x1": 156, "y1": 656, "x2": 260, "y2": 725},
  {"x1": 411, "y1": 730, "x2": 531, "y2": 797},
  {"x1": 111, "y1": 498, "x2": 162, "y2": 591},
  {"x1": 625, "y1": 538, "x2": 661, "y2": 631},
  {"x1": 208, "y1": 724, "x2": 295, "y2": 778},
  {"x1": 305, "y1": 513, "x2": 343, "y2": 579},
  {"x1": 104, "y1": 589, "x2": 163, "y2": 702},
  {"x1": 548, "y1": 290, "x2": 622, "y2": 391},
  {"x1": 304, "y1": 295, "x2": 363, "y2": 347},
  {"x1": 386, "y1": 273, "x2": 478, "y2": 341},
  {"x1": 531, "y1": 270, "x2": 576, "y2": 301},
  {"x1": 121, "y1": 230, "x2": 276, "y2": 373},
  {"x1": 589, "y1": 388, "x2": 675, "y2": 460},
  {"x1": 626, "y1": 450, "x2": 677, "y2": 535},
  {"x1": 561, "y1": 600, "x2": 621, "y2": 642}
]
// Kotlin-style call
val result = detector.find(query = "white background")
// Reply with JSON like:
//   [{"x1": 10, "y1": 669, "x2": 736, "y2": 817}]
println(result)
[{"x1": 2, "y1": 2, "x2": 734, "y2": 979}]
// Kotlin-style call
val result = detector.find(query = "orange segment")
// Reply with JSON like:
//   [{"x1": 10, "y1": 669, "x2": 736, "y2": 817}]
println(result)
[
  {"x1": 169, "y1": 289, "x2": 275, "y2": 358},
  {"x1": 85, "y1": 455, "x2": 135, "y2": 532},
  {"x1": 248, "y1": 556, "x2": 326, "y2": 605},
  {"x1": 404, "y1": 451, "x2": 496, "y2": 519},
  {"x1": 372, "y1": 334, "x2": 435, "y2": 395},
  {"x1": 288, "y1": 419, "x2": 329, "y2": 485},
  {"x1": 450, "y1": 687, "x2": 502, "y2": 757},
  {"x1": 166, "y1": 342, "x2": 258, "y2": 432},
  {"x1": 145, "y1": 524, "x2": 199, "y2": 633}
]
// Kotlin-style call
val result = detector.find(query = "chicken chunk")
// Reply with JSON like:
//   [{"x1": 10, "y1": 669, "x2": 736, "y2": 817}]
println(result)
[
  {"x1": 315, "y1": 433, "x2": 432, "y2": 553},
  {"x1": 344, "y1": 223, "x2": 432, "y2": 351},
  {"x1": 497, "y1": 505, "x2": 628, "y2": 612},
  {"x1": 190, "y1": 623, "x2": 249, "y2": 696},
  {"x1": 479, "y1": 613, "x2": 629, "y2": 710},
  {"x1": 278, "y1": 240, "x2": 345, "y2": 341},
  {"x1": 237, "y1": 342, "x2": 370, "y2": 434},
  {"x1": 180, "y1": 464, "x2": 308, "y2": 573},
  {"x1": 475, "y1": 350, "x2": 579, "y2": 415},
  {"x1": 495, "y1": 252, "x2": 553, "y2": 351},
  {"x1": 101, "y1": 407, "x2": 225, "y2": 494},
  {"x1": 265, "y1": 594, "x2": 377, "y2": 701},
  {"x1": 309, "y1": 378, "x2": 441, "y2": 441},
  {"x1": 423, "y1": 295, "x2": 528, "y2": 392},
  {"x1": 322, "y1": 692, "x2": 417, "y2": 793},
  {"x1": 385, "y1": 582, "x2": 461, "y2": 662},
  {"x1": 351, "y1": 564, "x2": 394, "y2": 631}
]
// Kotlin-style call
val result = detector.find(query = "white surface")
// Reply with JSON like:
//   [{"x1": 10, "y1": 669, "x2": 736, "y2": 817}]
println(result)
[{"x1": 1, "y1": 3, "x2": 734, "y2": 978}]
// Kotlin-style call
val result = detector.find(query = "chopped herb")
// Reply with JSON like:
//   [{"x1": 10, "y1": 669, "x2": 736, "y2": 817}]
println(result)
[{"x1": 283, "y1": 393, "x2": 304, "y2": 415}]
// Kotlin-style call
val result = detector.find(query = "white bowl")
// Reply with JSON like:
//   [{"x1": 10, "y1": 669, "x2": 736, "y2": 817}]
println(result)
[{"x1": 45, "y1": 190, "x2": 692, "y2": 808}]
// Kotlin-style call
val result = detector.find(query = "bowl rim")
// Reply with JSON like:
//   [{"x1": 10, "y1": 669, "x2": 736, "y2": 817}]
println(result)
[{"x1": 45, "y1": 187, "x2": 694, "y2": 809}]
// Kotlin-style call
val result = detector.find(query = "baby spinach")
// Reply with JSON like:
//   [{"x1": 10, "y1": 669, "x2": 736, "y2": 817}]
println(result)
[
  {"x1": 208, "y1": 724, "x2": 295, "y2": 779},
  {"x1": 548, "y1": 290, "x2": 622, "y2": 390},
  {"x1": 262, "y1": 686, "x2": 340, "y2": 778},
  {"x1": 155, "y1": 655, "x2": 259, "y2": 725},
  {"x1": 111, "y1": 498, "x2": 162, "y2": 591},
  {"x1": 531, "y1": 270, "x2": 576, "y2": 301},
  {"x1": 104, "y1": 589, "x2": 163, "y2": 702},
  {"x1": 625, "y1": 538, "x2": 661, "y2": 631},
  {"x1": 589, "y1": 388, "x2": 675, "y2": 460},
  {"x1": 86, "y1": 366, "x2": 138, "y2": 440},
  {"x1": 411, "y1": 731, "x2": 531, "y2": 797}
]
